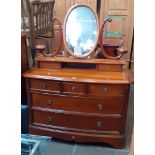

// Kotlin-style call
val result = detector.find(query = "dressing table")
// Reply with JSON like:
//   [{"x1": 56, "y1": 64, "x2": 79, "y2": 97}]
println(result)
[{"x1": 23, "y1": 4, "x2": 131, "y2": 148}]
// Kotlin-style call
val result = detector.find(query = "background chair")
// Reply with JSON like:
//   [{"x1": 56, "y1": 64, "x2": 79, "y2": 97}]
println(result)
[{"x1": 21, "y1": 0, "x2": 55, "y2": 66}]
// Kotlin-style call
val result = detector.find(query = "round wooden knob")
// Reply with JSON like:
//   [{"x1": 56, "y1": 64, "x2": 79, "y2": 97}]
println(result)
[{"x1": 72, "y1": 136, "x2": 75, "y2": 140}]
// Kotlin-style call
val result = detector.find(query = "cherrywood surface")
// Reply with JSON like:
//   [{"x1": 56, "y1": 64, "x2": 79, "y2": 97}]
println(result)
[
  {"x1": 36, "y1": 56, "x2": 125, "y2": 71},
  {"x1": 24, "y1": 71, "x2": 130, "y2": 148},
  {"x1": 36, "y1": 55, "x2": 125, "y2": 65},
  {"x1": 31, "y1": 92, "x2": 124, "y2": 114},
  {"x1": 24, "y1": 68, "x2": 131, "y2": 84},
  {"x1": 32, "y1": 109, "x2": 122, "y2": 131}
]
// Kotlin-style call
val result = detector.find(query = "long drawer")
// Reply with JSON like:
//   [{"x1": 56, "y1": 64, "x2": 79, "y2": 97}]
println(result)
[
  {"x1": 33, "y1": 110, "x2": 122, "y2": 131},
  {"x1": 31, "y1": 93, "x2": 124, "y2": 114}
]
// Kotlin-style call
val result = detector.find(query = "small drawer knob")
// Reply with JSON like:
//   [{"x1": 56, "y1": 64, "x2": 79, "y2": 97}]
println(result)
[
  {"x1": 72, "y1": 86, "x2": 76, "y2": 92},
  {"x1": 97, "y1": 121, "x2": 102, "y2": 128},
  {"x1": 48, "y1": 117, "x2": 52, "y2": 122},
  {"x1": 103, "y1": 87, "x2": 108, "y2": 93},
  {"x1": 48, "y1": 100, "x2": 52, "y2": 105},
  {"x1": 97, "y1": 104, "x2": 103, "y2": 110}
]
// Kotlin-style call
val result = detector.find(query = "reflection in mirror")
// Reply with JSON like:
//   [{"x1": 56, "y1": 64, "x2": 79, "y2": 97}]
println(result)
[{"x1": 65, "y1": 6, "x2": 98, "y2": 57}]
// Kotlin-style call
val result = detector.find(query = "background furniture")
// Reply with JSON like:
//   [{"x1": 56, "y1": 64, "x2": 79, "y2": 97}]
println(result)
[{"x1": 21, "y1": 0, "x2": 55, "y2": 65}]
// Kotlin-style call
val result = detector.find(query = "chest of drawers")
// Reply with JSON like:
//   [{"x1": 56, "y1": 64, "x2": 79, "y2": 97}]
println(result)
[{"x1": 24, "y1": 56, "x2": 131, "y2": 148}]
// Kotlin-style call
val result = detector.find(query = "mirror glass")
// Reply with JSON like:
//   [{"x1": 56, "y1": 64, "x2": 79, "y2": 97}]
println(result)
[{"x1": 65, "y1": 6, "x2": 98, "y2": 57}]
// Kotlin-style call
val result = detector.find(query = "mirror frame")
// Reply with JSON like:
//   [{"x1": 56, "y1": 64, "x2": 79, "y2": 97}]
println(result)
[{"x1": 63, "y1": 4, "x2": 100, "y2": 58}]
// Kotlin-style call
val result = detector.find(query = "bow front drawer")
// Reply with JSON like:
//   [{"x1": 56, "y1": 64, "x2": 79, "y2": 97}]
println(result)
[
  {"x1": 33, "y1": 110, "x2": 122, "y2": 132},
  {"x1": 31, "y1": 93, "x2": 124, "y2": 114}
]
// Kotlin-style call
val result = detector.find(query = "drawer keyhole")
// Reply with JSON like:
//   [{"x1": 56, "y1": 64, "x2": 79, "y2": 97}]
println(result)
[
  {"x1": 48, "y1": 117, "x2": 52, "y2": 122},
  {"x1": 97, "y1": 121, "x2": 102, "y2": 128},
  {"x1": 97, "y1": 104, "x2": 103, "y2": 110},
  {"x1": 48, "y1": 100, "x2": 52, "y2": 105},
  {"x1": 103, "y1": 87, "x2": 108, "y2": 93}
]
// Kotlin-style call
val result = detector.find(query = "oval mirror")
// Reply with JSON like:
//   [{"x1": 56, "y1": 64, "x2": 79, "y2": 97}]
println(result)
[{"x1": 63, "y1": 5, "x2": 99, "y2": 58}]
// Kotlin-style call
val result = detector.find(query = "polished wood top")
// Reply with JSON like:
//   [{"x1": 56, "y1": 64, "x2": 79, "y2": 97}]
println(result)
[
  {"x1": 36, "y1": 55, "x2": 125, "y2": 65},
  {"x1": 23, "y1": 68, "x2": 131, "y2": 84}
]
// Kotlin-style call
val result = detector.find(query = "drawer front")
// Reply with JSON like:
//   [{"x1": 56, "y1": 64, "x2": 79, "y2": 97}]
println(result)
[
  {"x1": 33, "y1": 110, "x2": 121, "y2": 131},
  {"x1": 88, "y1": 84, "x2": 125, "y2": 97},
  {"x1": 62, "y1": 82, "x2": 85, "y2": 95},
  {"x1": 29, "y1": 79, "x2": 60, "y2": 92},
  {"x1": 31, "y1": 93, "x2": 124, "y2": 114}
]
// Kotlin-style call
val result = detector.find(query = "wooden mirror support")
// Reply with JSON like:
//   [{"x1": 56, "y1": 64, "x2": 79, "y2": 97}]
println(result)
[{"x1": 98, "y1": 17, "x2": 128, "y2": 60}]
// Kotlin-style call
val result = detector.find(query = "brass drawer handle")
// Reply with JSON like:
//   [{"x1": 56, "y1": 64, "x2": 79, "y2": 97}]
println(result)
[
  {"x1": 48, "y1": 117, "x2": 52, "y2": 122},
  {"x1": 103, "y1": 87, "x2": 108, "y2": 93},
  {"x1": 97, "y1": 121, "x2": 102, "y2": 128},
  {"x1": 72, "y1": 86, "x2": 76, "y2": 92},
  {"x1": 48, "y1": 100, "x2": 52, "y2": 105},
  {"x1": 97, "y1": 104, "x2": 103, "y2": 110}
]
